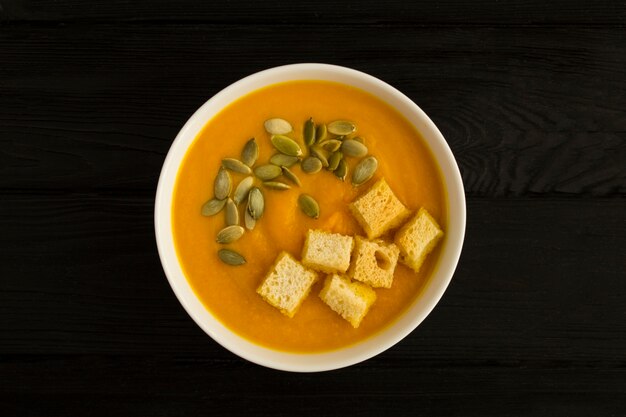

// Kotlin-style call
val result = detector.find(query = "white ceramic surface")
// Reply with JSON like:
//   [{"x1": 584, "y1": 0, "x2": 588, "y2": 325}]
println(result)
[{"x1": 154, "y1": 63, "x2": 466, "y2": 372}]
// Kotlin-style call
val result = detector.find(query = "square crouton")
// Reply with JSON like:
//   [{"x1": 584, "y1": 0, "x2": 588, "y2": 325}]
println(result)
[
  {"x1": 301, "y1": 229, "x2": 354, "y2": 273},
  {"x1": 394, "y1": 208, "x2": 444, "y2": 274},
  {"x1": 349, "y1": 236, "x2": 400, "y2": 288},
  {"x1": 257, "y1": 252, "x2": 318, "y2": 318},
  {"x1": 349, "y1": 178, "x2": 411, "y2": 239},
  {"x1": 319, "y1": 274, "x2": 377, "y2": 328}
]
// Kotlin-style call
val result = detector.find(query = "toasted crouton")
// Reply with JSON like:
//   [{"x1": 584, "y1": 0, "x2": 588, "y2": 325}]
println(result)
[
  {"x1": 349, "y1": 236, "x2": 400, "y2": 288},
  {"x1": 349, "y1": 178, "x2": 411, "y2": 239},
  {"x1": 257, "y1": 252, "x2": 318, "y2": 318},
  {"x1": 301, "y1": 229, "x2": 354, "y2": 273},
  {"x1": 394, "y1": 208, "x2": 444, "y2": 274},
  {"x1": 319, "y1": 274, "x2": 377, "y2": 328}
]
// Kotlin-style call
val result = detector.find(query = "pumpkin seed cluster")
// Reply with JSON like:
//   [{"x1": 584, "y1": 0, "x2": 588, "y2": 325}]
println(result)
[
  {"x1": 202, "y1": 117, "x2": 378, "y2": 265},
  {"x1": 296, "y1": 117, "x2": 378, "y2": 186}
]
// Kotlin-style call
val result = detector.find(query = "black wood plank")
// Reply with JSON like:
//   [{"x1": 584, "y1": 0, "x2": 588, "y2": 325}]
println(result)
[
  {"x1": 1, "y1": 195, "x2": 624, "y2": 365},
  {"x1": 1, "y1": 355, "x2": 625, "y2": 417},
  {"x1": 1, "y1": 25, "x2": 624, "y2": 196},
  {"x1": 1, "y1": 0, "x2": 624, "y2": 25}
]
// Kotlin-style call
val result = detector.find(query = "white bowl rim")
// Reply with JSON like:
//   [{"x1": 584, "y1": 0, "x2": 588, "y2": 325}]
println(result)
[{"x1": 155, "y1": 63, "x2": 466, "y2": 372}]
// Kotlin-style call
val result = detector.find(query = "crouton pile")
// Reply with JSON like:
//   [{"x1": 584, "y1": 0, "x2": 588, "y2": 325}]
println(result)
[{"x1": 256, "y1": 177, "x2": 444, "y2": 328}]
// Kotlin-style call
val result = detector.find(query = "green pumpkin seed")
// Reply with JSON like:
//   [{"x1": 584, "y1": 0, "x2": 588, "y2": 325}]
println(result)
[
  {"x1": 316, "y1": 124, "x2": 328, "y2": 142},
  {"x1": 218, "y1": 249, "x2": 246, "y2": 266},
  {"x1": 281, "y1": 166, "x2": 301, "y2": 186},
  {"x1": 321, "y1": 139, "x2": 342, "y2": 153},
  {"x1": 225, "y1": 198, "x2": 239, "y2": 226},
  {"x1": 341, "y1": 139, "x2": 368, "y2": 158},
  {"x1": 247, "y1": 187, "x2": 264, "y2": 220},
  {"x1": 222, "y1": 158, "x2": 253, "y2": 174},
  {"x1": 298, "y1": 194, "x2": 320, "y2": 219},
  {"x1": 269, "y1": 153, "x2": 299, "y2": 167},
  {"x1": 310, "y1": 145, "x2": 329, "y2": 167},
  {"x1": 254, "y1": 164, "x2": 282, "y2": 181},
  {"x1": 271, "y1": 135, "x2": 302, "y2": 157},
  {"x1": 244, "y1": 209, "x2": 256, "y2": 231},
  {"x1": 233, "y1": 176, "x2": 254, "y2": 205},
  {"x1": 334, "y1": 158, "x2": 348, "y2": 181},
  {"x1": 214, "y1": 167, "x2": 232, "y2": 200},
  {"x1": 352, "y1": 156, "x2": 378, "y2": 186},
  {"x1": 241, "y1": 138, "x2": 259, "y2": 167},
  {"x1": 301, "y1": 156, "x2": 323, "y2": 174},
  {"x1": 263, "y1": 181, "x2": 291, "y2": 191},
  {"x1": 353, "y1": 136, "x2": 364, "y2": 143},
  {"x1": 264, "y1": 118, "x2": 292, "y2": 135},
  {"x1": 328, "y1": 120, "x2": 356, "y2": 136},
  {"x1": 328, "y1": 151, "x2": 343, "y2": 171},
  {"x1": 304, "y1": 117, "x2": 316, "y2": 146},
  {"x1": 201, "y1": 198, "x2": 226, "y2": 216},
  {"x1": 216, "y1": 225, "x2": 245, "y2": 244}
]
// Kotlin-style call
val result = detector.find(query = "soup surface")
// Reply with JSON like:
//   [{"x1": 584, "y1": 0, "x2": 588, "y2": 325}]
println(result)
[{"x1": 172, "y1": 80, "x2": 446, "y2": 352}]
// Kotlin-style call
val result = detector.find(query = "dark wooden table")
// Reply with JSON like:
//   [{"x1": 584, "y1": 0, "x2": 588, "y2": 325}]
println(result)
[{"x1": 1, "y1": 1, "x2": 625, "y2": 415}]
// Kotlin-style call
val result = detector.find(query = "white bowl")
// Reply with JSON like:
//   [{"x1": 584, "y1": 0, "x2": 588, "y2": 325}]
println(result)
[{"x1": 155, "y1": 63, "x2": 465, "y2": 372}]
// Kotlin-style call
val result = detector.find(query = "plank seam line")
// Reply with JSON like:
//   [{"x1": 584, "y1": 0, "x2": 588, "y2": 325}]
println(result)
[{"x1": 1, "y1": 20, "x2": 625, "y2": 29}]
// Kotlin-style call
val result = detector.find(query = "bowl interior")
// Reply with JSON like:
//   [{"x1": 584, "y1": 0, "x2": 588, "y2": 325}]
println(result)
[{"x1": 155, "y1": 63, "x2": 465, "y2": 372}]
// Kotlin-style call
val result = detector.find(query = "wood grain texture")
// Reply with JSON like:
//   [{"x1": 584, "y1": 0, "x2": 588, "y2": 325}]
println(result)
[
  {"x1": 1, "y1": 195, "x2": 624, "y2": 364},
  {"x1": 1, "y1": 0, "x2": 624, "y2": 25},
  {"x1": 1, "y1": 25, "x2": 624, "y2": 196},
  {"x1": 1, "y1": 356, "x2": 624, "y2": 417}
]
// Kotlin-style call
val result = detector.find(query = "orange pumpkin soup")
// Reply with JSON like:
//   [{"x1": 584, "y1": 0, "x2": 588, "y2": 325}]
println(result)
[{"x1": 172, "y1": 80, "x2": 446, "y2": 352}]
